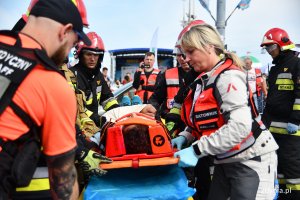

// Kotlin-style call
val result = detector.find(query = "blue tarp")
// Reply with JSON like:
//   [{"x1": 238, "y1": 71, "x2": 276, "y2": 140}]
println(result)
[{"x1": 84, "y1": 165, "x2": 195, "y2": 200}]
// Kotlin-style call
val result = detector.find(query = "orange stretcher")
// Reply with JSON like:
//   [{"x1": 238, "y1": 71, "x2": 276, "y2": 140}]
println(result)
[{"x1": 99, "y1": 112, "x2": 179, "y2": 169}]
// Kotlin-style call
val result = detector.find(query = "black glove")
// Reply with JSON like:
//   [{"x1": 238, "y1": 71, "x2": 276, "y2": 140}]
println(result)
[{"x1": 140, "y1": 79, "x2": 145, "y2": 85}]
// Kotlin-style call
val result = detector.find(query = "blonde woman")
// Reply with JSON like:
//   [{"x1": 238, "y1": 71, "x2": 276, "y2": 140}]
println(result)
[{"x1": 172, "y1": 23, "x2": 278, "y2": 200}]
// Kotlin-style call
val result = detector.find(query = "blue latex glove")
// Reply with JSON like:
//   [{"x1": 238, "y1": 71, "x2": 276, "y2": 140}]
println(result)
[
  {"x1": 171, "y1": 136, "x2": 187, "y2": 150},
  {"x1": 174, "y1": 146, "x2": 198, "y2": 167},
  {"x1": 286, "y1": 122, "x2": 298, "y2": 134}
]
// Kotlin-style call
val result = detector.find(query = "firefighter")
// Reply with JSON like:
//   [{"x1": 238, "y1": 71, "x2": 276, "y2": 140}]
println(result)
[
  {"x1": 148, "y1": 44, "x2": 190, "y2": 122},
  {"x1": 261, "y1": 28, "x2": 300, "y2": 200},
  {"x1": 133, "y1": 52, "x2": 161, "y2": 104},
  {"x1": 0, "y1": 0, "x2": 91, "y2": 199},
  {"x1": 164, "y1": 20, "x2": 205, "y2": 138},
  {"x1": 71, "y1": 32, "x2": 119, "y2": 127},
  {"x1": 60, "y1": 62, "x2": 112, "y2": 190},
  {"x1": 172, "y1": 23, "x2": 279, "y2": 199}
]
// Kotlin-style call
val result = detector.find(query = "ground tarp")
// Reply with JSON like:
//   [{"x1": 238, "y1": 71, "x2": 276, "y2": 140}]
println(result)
[{"x1": 84, "y1": 165, "x2": 195, "y2": 200}]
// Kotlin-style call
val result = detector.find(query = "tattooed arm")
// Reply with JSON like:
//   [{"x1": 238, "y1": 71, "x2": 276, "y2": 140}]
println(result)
[{"x1": 47, "y1": 150, "x2": 79, "y2": 200}]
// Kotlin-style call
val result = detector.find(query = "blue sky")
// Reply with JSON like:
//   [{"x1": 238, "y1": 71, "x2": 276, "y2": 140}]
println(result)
[{"x1": 1, "y1": 0, "x2": 299, "y2": 72}]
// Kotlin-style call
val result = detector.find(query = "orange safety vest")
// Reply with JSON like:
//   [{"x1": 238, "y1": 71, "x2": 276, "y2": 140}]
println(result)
[
  {"x1": 181, "y1": 59, "x2": 260, "y2": 159},
  {"x1": 0, "y1": 31, "x2": 55, "y2": 197},
  {"x1": 165, "y1": 67, "x2": 180, "y2": 109},
  {"x1": 135, "y1": 69, "x2": 160, "y2": 102}
]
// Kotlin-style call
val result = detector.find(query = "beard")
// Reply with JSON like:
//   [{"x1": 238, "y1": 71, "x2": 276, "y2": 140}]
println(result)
[{"x1": 51, "y1": 42, "x2": 68, "y2": 66}]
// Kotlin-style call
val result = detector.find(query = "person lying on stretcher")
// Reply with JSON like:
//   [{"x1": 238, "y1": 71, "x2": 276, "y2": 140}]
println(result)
[{"x1": 96, "y1": 105, "x2": 179, "y2": 169}]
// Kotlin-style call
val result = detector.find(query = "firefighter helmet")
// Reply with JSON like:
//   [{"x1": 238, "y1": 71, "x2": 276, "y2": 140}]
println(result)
[
  {"x1": 260, "y1": 28, "x2": 295, "y2": 51},
  {"x1": 173, "y1": 20, "x2": 206, "y2": 54},
  {"x1": 75, "y1": 32, "x2": 105, "y2": 58}
]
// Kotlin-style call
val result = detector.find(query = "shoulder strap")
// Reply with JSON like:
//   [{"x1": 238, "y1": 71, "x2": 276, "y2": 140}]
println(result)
[
  {"x1": 207, "y1": 59, "x2": 259, "y2": 118},
  {"x1": 10, "y1": 101, "x2": 33, "y2": 128}
]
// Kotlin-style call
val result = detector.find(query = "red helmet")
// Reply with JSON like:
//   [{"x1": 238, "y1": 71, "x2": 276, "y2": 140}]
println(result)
[
  {"x1": 22, "y1": 0, "x2": 38, "y2": 22},
  {"x1": 173, "y1": 20, "x2": 206, "y2": 54},
  {"x1": 75, "y1": 32, "x2": 105, "y2": 58},
  {"x1": 71, "y1": 0, "x2": 89, "y2": 27},
  {"x1": 260, "y1": 28, "x2": 295, "y2": 51},
  {"x1": 22, "y1": 0, "x2": 89, "y2": 27}
]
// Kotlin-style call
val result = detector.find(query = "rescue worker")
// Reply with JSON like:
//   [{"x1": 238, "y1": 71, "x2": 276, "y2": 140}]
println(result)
[
  {"x1": 261, "y1": 28, "x2": 300, "y2": 200},
  {"x1": 243, "y1": 57, "x2": 267, "y2": 114},
  {"x1": 71, "y1": 32, "x2": 119, "y2": 127},
  {"x1": 172, "y1": 23, "x2": 279, "y2": 200},
  {"x1": 60, "y1": 62, "x2": 112, "y2": 190},
  {"x1": 165, "y1": 20, "x2": 213, "y2": 200},
  {"x1": 164, "y1": 20, "x2": 205, "y2": 137},
  {"x1": 0, "y1": 0, "x2": 91, "y2": 199},
  {"x1": 9, "y1": 1, "x2": 111, "y2": 199},
  {"x1": 133, "y1": 52, "x2": 161, "y2": 104},
  {"x1": 148, "y1": 46, "x2": 190, "y2": 123}
]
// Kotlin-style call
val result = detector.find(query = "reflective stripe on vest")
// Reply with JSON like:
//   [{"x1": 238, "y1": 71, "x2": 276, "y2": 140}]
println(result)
[
  {"x1": 293, "y1": 99, "x2": 300, "y2": 110},
  {"x1": 275, "y1": 72, "x2": 294, "y2": 91},
  {"x1": 181, "y1": 59, "x2": 257, "y2": 159},
  {"x1": 86, "y1": 85, "x2": 102, "y2": 105},
  {"x1": 135, "y1": 69, "x2": 160, "y2": 101},
  {"x1": 16, "y1": 167, "x2": 50, "y2": 192},
  {"x1": 269, "y1": 121, "x2": 300, "y2": 136},
  {"x1": 165, "y1": 68, "x2": 180, "y2": 109},
  {"x1": 96, "y1": 85, "x2": 102, "y2": 101}
]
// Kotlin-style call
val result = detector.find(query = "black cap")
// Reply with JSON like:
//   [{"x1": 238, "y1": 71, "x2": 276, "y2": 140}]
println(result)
[{"x1": 30, "y1": 0, "x2": 91, "y2": 46}]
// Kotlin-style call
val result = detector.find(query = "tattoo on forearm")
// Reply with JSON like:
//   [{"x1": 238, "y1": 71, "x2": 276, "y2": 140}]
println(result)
[{"x1": 47, "y1": 153, "x2": 77, "y2": 200}]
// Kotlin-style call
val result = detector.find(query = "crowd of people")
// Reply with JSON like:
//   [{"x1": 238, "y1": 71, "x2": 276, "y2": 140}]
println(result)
[{"x1": 0, "y1": 0, "x2": 299, "y2": 200}]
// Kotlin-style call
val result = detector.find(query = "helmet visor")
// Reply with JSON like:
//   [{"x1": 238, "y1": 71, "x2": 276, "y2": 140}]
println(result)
[{"x1": 264, "y1": 44, "x2": 278, "y2": 53}]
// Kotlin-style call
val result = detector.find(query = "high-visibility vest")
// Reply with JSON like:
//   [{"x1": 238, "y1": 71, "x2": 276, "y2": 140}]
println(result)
[
  {"x1": 165, "y1": 68, "x2": 180, "y2": 109},
  {"x1": 181, "y1": 59, "x2": 261, "y2": 159},
  {"x1": 135, "y1": 69, "x2": 160, "y2": 102},
  {"x1": 255, "y1": 68, "x2": 263, "y2": 96}
]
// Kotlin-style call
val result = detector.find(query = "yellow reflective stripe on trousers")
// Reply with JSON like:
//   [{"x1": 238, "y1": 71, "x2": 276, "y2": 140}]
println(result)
[{"x1": 16, "y1": 178, "x2": 50, "y2": 191}]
